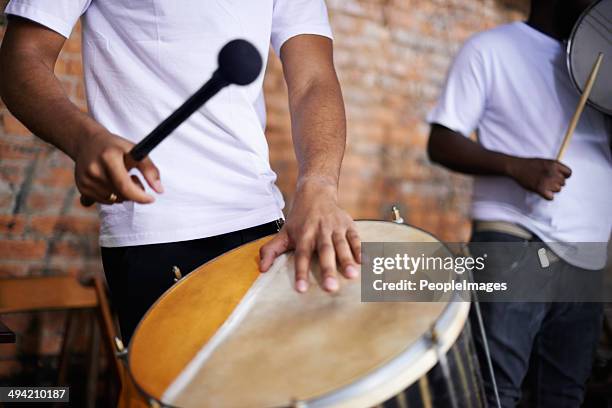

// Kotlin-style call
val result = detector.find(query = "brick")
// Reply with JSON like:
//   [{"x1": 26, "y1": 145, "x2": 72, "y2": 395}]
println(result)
[
  {"x1": 62, "y1": 36, "x2": 82, "y2": 54},
  {"x1": 35, "y1": 166, "x2": 75, "y2": 188},
  {"x1": 0, "y1": 139, "x2": 42, "y2": 160},
  {"x1": 0, "y1": 240, "x2": 47, "y2": 260},
  {"x1": 50, "y1": 240, "x2": 86, "y2": 258},
  {"x1": 29, "y1": 215, "x2": 99, "y2": 236},
  {"x1": 28, "y1": 216, "x2": 56, "y2": 235},
  {"x1": 76, "y1": 81, "x2": 87, "y2": 102},
  {"x1": 0, "y1": 162, "x2": 27, "y2": 185},
  {"x1": 0, "y1": 215, "x2": 26, "y2": 235},
  {"x1": 54, "y1": 57, "x2": 83, "y2": 76},
  {"x1": 1, "y1": 113, "x2": 31, "y2": 136},
  {"x1": 25, "y1": 191, "x2": 67, "y2": 213}
]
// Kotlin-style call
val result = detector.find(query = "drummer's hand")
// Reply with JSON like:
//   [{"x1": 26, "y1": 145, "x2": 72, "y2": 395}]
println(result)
[
  {"x1": 75, "y1": 129, "x2": 163, "y2": 205},
  {"x1": 506, "y1": 157, "x2": 571, "y2": 200},
  {"x1": 259, "y1": 177, "x2": 361, "y2": 293}
]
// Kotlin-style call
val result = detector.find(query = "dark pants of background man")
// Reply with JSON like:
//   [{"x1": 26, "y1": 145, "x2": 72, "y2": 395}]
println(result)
[
  {"x1": 469, "y1": 230, "x2": 603, "y2": 408},
  {"x1": 101, "y1": 221, "x2": 280, "y2": 343}
]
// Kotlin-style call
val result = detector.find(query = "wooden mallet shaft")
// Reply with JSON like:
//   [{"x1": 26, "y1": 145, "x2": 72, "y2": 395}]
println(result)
[{"x1": 556, "y1": 52, "x2": 604, "y2": 161}]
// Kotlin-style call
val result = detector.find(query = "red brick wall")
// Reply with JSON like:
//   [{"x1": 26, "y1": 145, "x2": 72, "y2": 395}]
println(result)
[{"x1": 0, "y1": 0, "x2": 528, "y2": 377}]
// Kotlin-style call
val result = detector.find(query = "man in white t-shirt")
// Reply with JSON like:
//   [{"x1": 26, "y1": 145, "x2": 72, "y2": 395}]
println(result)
[
  {"x1": 0, "y1": 1, "x2": 361, "y2": 341},
  {"x1": 427, "y1": 0, "x2": 610, "y2": 406}
]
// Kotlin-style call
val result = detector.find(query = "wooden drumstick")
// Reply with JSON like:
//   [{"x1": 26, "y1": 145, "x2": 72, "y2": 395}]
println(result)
[{"x1": 556, "y1": 52, "x2": 604, "y2": 161}]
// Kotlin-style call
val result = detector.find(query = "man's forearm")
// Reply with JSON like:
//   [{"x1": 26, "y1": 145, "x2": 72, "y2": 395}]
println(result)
[
  {"x1": 428, "y1": 124, "x2": 572, "y2": 199},
  {"x1": 0, "y1": 21, "x2": 103, "y2": 160},
  {"x1": 259, "y1": 35, "x2": 360, "y2": 288},
  {"x1": 261, "y1": 67, "x2": 357, "y2": 290},
  {"x1": 427, "y1": 124, "x2": 516, "y2": 177},
  {"x1": 288, "y1": 77, "x2": 346, "y2": 190}
]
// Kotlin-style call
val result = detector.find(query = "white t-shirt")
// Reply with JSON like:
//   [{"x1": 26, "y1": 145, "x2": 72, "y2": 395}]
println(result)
[
  {"x1": 5, "y1": 0, "x2": 333, "y2": 247},
  {"x1": 428, "y1": 22, "x2": 612, "y2": 270}
]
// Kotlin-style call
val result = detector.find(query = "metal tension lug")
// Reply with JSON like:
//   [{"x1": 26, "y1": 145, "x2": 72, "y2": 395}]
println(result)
[
  {"x1": 114, "y1": 336, "x2": 128, "y2": 359},
  {"x1": 173, "y1": 265, "x2": 183, "y2": 282},
  {"x1": 391, "y1": 205, "x2": 404, "y2": 224},
  {"x1": 428, "y1": 324, "x2": 440, "y2": 346}
]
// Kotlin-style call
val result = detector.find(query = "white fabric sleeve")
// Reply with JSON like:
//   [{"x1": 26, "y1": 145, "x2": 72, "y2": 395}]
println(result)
[
  {"x1": 427, "y1": 40, "x2": 489, "y2": 137},
  {"x1": 4, "y1": 0, "x2": 92, "y2": 38},
  {"x1": 271, "y1": 0, "x2": 333, "y2": 56}
]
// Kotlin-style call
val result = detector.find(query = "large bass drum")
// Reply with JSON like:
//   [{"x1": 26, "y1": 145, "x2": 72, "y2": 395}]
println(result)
[{"x1": 128, "y1": 220, "x2": 483, "y2": 407}]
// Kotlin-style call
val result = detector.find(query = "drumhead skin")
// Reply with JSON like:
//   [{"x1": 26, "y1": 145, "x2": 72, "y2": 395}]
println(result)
[
  {"x1": 567, "y1": 0, "x2": 612, "y2": 115},
  {"x1": 128, "y1": 221, "x2": 470, "y2": 408}
]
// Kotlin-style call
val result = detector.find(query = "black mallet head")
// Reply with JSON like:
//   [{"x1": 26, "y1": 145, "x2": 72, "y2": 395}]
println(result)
[{"x1": 217, "y1": 39, "x2": 263, "y2": 86}]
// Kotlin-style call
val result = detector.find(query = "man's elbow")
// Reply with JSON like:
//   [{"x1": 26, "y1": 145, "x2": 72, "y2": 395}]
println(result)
[
  {"x1": 288, "y1": 73, "x2": 340, "y2": 107},
  {"x1": 0, "y1": 45, "x2": 12, "y2": 100},
  {"x1": 0, "y1": 36, "x2": 25, "y2": 102},
  {"x1": 426, "y1": 131, "x2": 445, "y2": 165}
]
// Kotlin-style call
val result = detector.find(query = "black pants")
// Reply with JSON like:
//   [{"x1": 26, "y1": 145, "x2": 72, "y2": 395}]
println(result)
[
  {"x1": 101, "y1": 221, "x2": 280, "y2": 344},
  {"x1": 469, "y1": 230, "x2": 603, "y2": 408}
]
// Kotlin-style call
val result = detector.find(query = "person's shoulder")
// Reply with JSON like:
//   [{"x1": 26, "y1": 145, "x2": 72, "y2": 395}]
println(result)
[{"x1": 462, "y1": 22, "x2": 524, "y2": 56}]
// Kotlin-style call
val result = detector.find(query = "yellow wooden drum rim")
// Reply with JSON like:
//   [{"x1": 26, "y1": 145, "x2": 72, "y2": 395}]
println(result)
[{"x1": 128, "y1": 234, "x2": 272, "y2": 401}]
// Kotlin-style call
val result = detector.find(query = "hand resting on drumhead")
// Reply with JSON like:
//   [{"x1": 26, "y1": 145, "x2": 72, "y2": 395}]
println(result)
[
  {"x1": 428, "y1": 124, "x2": 571, "y2": 200},
  {"x1": 260, "y1": 177, "x2": 361, "y2": 293}
]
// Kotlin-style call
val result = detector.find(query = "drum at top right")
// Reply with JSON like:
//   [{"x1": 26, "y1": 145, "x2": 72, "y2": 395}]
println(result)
[{"x1": 567, "y1": 0, "x2": 612, "y2": 115}]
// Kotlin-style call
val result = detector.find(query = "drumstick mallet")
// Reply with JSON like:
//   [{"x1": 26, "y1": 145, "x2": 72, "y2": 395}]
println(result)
[
  {"x1": 81, "y1": 39, "x2": 263, "y2": 207},
  {"x1": 555, "y1": 52, "x2": 604, "y2": 161}
]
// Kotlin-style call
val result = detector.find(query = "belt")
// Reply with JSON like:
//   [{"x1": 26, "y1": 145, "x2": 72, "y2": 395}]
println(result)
[
  {"x1": 473, "y1": 220, "x2": 533, "y2": 240},
  {"x1": 473, "y1": 220, "x2": 560, "y2": 266}
]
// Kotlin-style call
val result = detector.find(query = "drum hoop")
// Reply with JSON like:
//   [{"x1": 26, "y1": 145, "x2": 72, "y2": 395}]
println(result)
[
  {"x1": 566, "y1": 0, "x2": 611, "y2": 115},
  {"x1": 307, "y1": 293, "x2": 469, "y2": 408},
  {"x1": 126, "y1": 220, "x2": 470, "y2": 408}
]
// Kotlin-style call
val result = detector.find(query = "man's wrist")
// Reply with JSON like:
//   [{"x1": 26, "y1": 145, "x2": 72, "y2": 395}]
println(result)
[
  {"x1": 68, "y1": 120, "x2": 107, "y2": 160},
  {"x1": 502, "y1": 155, "x2": 521, "y2": 179},
  {"x1": 296, "y1": 175, "x2": 338, "y2": 199},
  {"x1": 297, "y1": 175, "x2": 337, "y2": 187}
]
